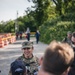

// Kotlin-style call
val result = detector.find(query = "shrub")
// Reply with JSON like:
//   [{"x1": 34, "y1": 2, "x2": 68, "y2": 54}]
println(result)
[{"x1": 39, "y1": 21, "x2": 75, "y2": 44}]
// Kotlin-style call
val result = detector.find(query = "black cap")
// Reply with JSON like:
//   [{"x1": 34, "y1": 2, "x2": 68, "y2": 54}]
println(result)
[{"x1": 11, "y1": 60, "x2": 26, "y2": 75}]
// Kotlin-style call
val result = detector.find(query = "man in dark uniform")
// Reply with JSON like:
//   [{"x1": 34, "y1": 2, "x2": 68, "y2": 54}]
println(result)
[
  {"x1": 9, "y1": 41, "x2": 39, "y2": 75},
  {"x1": 62, "y1": 31, "x2": 72, "y2": 45}
]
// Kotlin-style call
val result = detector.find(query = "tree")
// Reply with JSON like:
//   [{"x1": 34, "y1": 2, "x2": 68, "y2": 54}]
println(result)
[
  {"x1": 4, "y1": 20, "x2": 15, "y2": 33},
  {"x1": 52, "y1": 0, "x2": 75, "y2": 15},
  {"x1": 27, "y1": 0, "x2": 55, "y2": 26},
  {"x1": 0, "y1": 24, "x2": 4, "y2": 33}
]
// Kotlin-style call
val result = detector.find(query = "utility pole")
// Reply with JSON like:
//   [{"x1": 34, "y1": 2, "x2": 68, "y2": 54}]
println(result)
[{"x1": 15, "y1": 11, "x2": 19, "y2": 33}]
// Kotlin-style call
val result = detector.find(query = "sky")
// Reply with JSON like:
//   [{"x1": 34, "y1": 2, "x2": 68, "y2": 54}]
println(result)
[{"x1": 0, "y1": 0, "x2": 34, "y2": 22}]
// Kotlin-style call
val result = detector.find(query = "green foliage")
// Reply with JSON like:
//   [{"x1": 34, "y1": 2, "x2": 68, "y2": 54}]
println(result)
[
  {"x1": 28, "y1": 0, "x2": 56, "y2": 26},
  {"x1": 61, "y1": 13, "x2": 75, "y2": 21},
  {"x1": 0, "y1": 0, "x2": 75, "y2": 34},
  {"x1": 39, "y1": 8, "x2": 75, "y2": 44},
  {"x1": 18, "y1": 21, "x2": 25, "y2": 31},
  {"x1": 0, "y1": 24, "x2": 4, "y2": 33},
  {"x1": 52, "y1": 0, "x2": 75, "y2": 15},
  {"x1": 3, "y1": 20, "x2": 15, "y2": 33},
  {"x1": 22, "y1": 14, "x2": 37, "y2": 31},
  {"x1": 39, "y1": 20, "x2": 75, "y2": 44}
]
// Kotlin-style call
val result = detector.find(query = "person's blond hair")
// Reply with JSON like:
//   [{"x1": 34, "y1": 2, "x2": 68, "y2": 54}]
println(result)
[{"x1": 42, "y1": 40, "x2": 74, "y2": 75}]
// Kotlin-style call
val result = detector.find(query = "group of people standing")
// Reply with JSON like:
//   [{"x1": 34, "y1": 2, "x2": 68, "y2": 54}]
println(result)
[
  {"x1": 9, "y1": 41, "x2": 40, "y2": 75},
  {"x1": 16, "y1": 27, "x2": 40, "y2": 44},
  {"x1": 8, "y1": 31, "x2": 75, "y2": 75},
  {"x1": 62, "y1": 31, "x2": 75, "y2": 75},
  {"x1": 16, "y1": 31, "x2": 23, "y2": 40},
  {"x1": 25, "y1": 27, "x2": 40, "y2": 44}
]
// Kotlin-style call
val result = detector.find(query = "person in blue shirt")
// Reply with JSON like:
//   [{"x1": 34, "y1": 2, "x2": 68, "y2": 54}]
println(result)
[{"x1": 35, "y1": 30, "x2": 40, "y2": 44}]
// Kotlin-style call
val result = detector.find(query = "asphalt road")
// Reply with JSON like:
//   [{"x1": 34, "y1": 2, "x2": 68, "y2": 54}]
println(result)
[{"x1": 0, "y1": 37, "x2": 48, "y2": 75}]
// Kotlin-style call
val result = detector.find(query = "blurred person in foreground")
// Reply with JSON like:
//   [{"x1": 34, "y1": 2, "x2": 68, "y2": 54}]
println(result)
[
  {"x1": 9, "y1": 41, "x2": 39, "y2": 75},
  {"x1": 38, "y1": 40, "x2": 74, "y2": 75},
  {"x1": 10, "y1": 60, "x2": 27, "y2": 75}
]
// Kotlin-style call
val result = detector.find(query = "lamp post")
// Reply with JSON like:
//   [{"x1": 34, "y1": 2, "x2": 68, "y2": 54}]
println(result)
[{"x1": 15, "y1": 11, "x2": 19, "y2": 33}]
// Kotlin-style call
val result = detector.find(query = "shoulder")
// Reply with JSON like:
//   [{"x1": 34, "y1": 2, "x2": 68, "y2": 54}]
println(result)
[
  {"x1": 16, "y1": 55, "x2": 24, "y2": 60},
  {"x1": 32, "y1": 56, "x2": 39, "y2": 63},
  {"x1": 34, "y1": 56, "x2": 39, "y2": 60}
]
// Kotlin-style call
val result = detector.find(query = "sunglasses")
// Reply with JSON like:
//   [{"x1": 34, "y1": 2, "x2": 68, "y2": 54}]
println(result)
[{"x1": 23, "y1": 47, "x2": 31, "y2": 50}]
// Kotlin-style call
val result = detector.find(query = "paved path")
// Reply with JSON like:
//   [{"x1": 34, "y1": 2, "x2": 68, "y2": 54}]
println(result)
[{"x1": 0, "y1": 37, "x2": 48, "y2": 75}]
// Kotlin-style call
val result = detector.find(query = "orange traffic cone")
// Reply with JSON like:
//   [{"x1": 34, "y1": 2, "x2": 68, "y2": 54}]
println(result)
[{"x1": 0, "y1": 40, "x2": 4, "y2": 48}]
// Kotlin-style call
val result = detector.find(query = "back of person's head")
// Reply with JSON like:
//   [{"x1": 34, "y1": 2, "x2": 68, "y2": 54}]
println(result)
[
  {"x1": 11, "y1": 60, "x2": 26, "y2": 75},
  {"x1": 42, "y1": 40, "x2": 74, "y2": 75}
]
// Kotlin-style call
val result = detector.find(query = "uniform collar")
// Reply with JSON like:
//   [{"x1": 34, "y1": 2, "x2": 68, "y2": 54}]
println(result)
[{"x1": 23, "y1": 54, "x2": 33, "y2": 60}]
